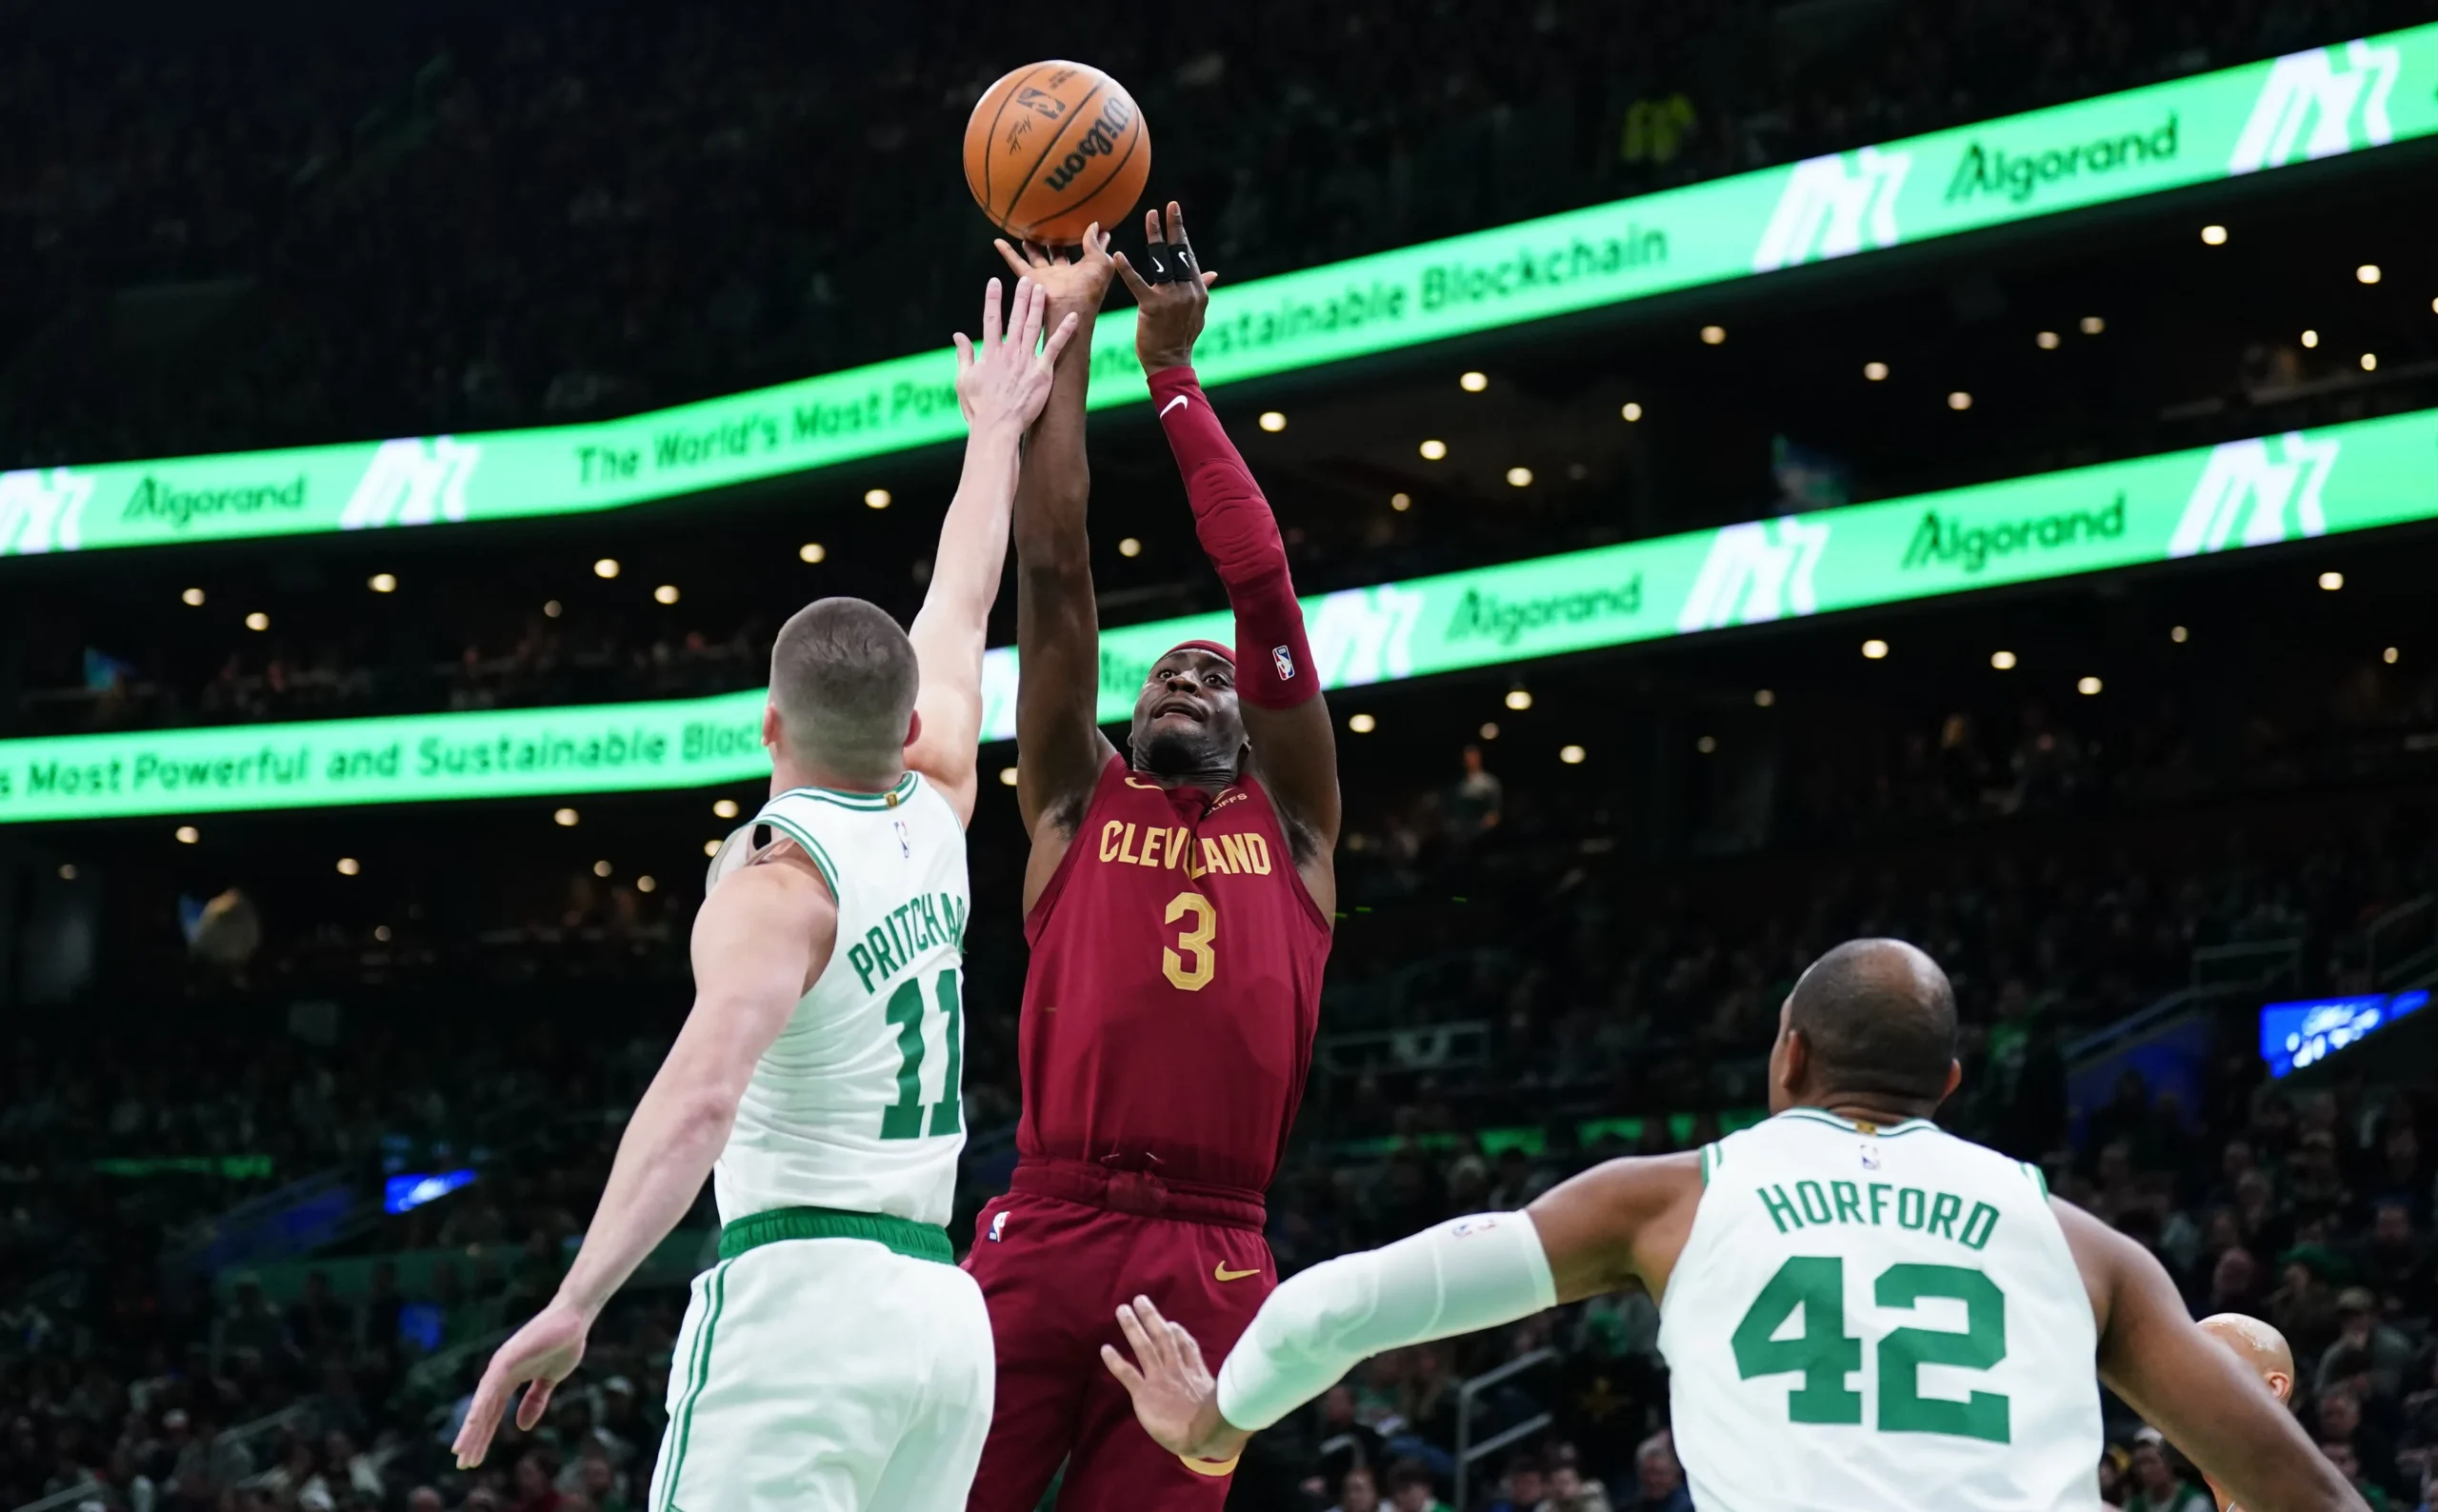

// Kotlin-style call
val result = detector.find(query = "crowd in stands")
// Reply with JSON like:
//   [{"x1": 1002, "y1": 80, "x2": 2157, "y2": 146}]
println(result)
[{"x1": 4, "y1": 0, "x2": 2429, "y2": 468}]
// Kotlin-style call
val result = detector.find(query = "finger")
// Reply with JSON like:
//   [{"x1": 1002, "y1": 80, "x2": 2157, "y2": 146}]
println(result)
[
  {"x1": 1014, "y1": 277, "x2": 1047, "y2": 354},
  {"x1": 1022, "y1": 240, "x2": 1055, "y2": 269},
  {"x1": 1084, "y1": 222, "x2": 1106, "y2": 256},
  {"x1": 1100, "y1": 1343, "x2": 1148, "y2": 1393},
  {"x1": 1165, "y1": 200, "x2": 1185, "y2": 244},
  {"x1": 1169, "y1": 1321, "x2": 1209, "y2": 1374},
  {"x1": 981, "y1": 276, "x2": 1004, "y2": 353},
  {"x1": 1114, "y1": 1302, "x2": 1161, "y2": 1369},
  {"x1": 991, "y1": 239, "x2": 1032, "y2": 280},
  {"x1": 515, "y1": 1377, "x2": 557, "y2": 1432},
  {"x1": 952, "y1": 331, "x2": 974, "y2": 371},
  {"x1": 1110, "y1": 250, "x2": 1156, "y2": 304},
  {"x1": 1144, "y1": 206, "x2": 1164, "y2": 245},
  {"x1": 1201, "y1": 270, "x2": 1221, "y2": 289},
  {"x1": 1038, "y1": 309, "x2": 1081, "y2": 366},
  {"x1": 452, "y1": 1367, "x2": 510, "y2": 1468},
  {"x1": 1132, "y1": 1295, "x2": 1180, "y2": 1370}
]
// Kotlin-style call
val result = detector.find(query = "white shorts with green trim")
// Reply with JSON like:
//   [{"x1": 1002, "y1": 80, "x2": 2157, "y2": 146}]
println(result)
[{"x1": 650, "y1": 1229, "x2": 991, "y2": 1512}]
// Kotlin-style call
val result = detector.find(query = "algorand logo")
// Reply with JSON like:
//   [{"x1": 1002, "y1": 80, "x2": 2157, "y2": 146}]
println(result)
[
  {"x1": 342, "y1": 436, "x2": 481, "y2": 529},
  {"x1": 2229, "y1": 39, "x2": 2399, "y2": 173},
  {"x1": 1309, "y1": 582, "x2": 1427, "y2": 688},
  {"x1": 1676, "y1": 517, "x2": 1832, "y2": 631},
  {"x1": 1752, "y1": 147, "x2": 1911, "y2": 271},
  {"x1": 2169, "y1": 432, "x2": 2340, "y2": 557},
  {"x1": 0, "y1": 468, "x2": 96, "y2": 556},
  {"x1": 1903, "y1": 493, "x2": 2128, "y2": 573}
]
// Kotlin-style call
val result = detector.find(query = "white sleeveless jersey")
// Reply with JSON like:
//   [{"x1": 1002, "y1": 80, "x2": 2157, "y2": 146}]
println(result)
[
  {"x1": 706, "y1": 774, "x2": 971, "y2": 1229},
  {"x1": 1657, "y1": 1109, "x2": 2102, "y2": 1512}
]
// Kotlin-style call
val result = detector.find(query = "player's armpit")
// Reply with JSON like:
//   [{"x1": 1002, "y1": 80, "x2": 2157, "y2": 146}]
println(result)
[
  {"x1": 2056, "y1": 1200, "x2": 2368, "y2": 1512},
  {"x1": 1523, "y1": 1152, "x2": 1705, "y2": 1304}
]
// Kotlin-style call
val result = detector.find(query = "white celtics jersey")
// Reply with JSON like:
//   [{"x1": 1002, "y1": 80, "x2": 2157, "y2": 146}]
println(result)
[
  {"x1": 1657, "y1": 1109, "x2": 2101, "y2": 1512},
  {"x1": 707, "y1": 773, "x2": 970, "y2": 1229}
]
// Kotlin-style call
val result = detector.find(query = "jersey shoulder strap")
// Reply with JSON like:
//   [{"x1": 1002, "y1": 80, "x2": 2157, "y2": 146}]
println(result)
[{"x1": 750, "y1": 771, "x2": 929, "y2": 896}]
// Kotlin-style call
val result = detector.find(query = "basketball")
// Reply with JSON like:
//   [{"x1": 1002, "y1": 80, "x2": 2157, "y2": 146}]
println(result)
[{"x1": 963, "y1": 61, "x2": 1149, "y2": 245}]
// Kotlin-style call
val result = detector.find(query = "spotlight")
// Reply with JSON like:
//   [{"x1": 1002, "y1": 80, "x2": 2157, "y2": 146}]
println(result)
[
  {"x1": 1948, "y1": 391, "x2": 1973, "y2": 411},
  {"x1": 594, "y1": 558, "x2": 620, "y2": 579},
  {"x1": 703, "y1": 839, "x2": 722, "y2": 858},
  {"x1": 637, "y1": 876, "x2": 659, "y2": 894},
  {"x1": 2361, "y1": 352, "x2": 2379, "y2": 372},
  {"x1": 544, "y1": 599, "x2": 564, "y2": 618},
  {"x1": 2201, "y1": 225, "x2": 2228, "y2": 246},
  {"x1": 1459, "y1": 371, "x2": 1489, "y2": 392},
  {"x1": 245, "y1": 611, "x2": 270, "y2": 632},
  {"x1": 654, "y1": 584, "x2": 680, "y2": 605},
  {"x1": 1862, "y1": 639, "x2": 1889, "y2": 660},
  {"x1": 1559, "y1": 745, "x2": 1587, "y2": 765},
  {"x1": 1505, "y1": 688, "x2": 1533, "y2": 711},
  {"x1": 2036, "y1": 330, "x2": 2062, "y2": 349},
  {"x1": 2079, "y1": 315, "x2": 2106, "y2": 334},
  {"x1": 336, "y1": 857, "x2": 361, "y2": 877},
  {"x1": 181, "y1": 587, "x2": 206, "y2": 607},
  {"x1": 369, "y1": 573, "x2": 397, "y2": 594},
  {"x1": 1118, "y1": 537, "x2": 1142, "y2": 557},
  {"x1": 1753, "y1": 688, "x2": 1776, "y2": 707},
  {"x1": 2384, "y1": 647, "x2": 2400, "y2": 665},
  {"x1": 1419, "y1": 439, "x2": 1448, "y2": 460},
  {"x1": 865, "y1": 488, "x2": 892, "y2": 508},
  {"x1": 712, "y1": 799, "x2": 740, "y2": 819},
  {"x1": 593, "y1": 860, "x2": 613, "y2": 878},
  {"x1": 1349, "y1": 712, "x2": 1377, "y2": 734},
  {"x1": 2171, "y1": 626, "x2": 2189, "y2": 643},
  {"x1": 1620, "y1": 402, "x2": 1644, "y2": 422},
  {"x1": 999, "y1": 767, "x2": 1019, "y2": 786},
  {"x1": 175, "y1": 826, "x2": 200, "y2": 845},
  {"x1": 2319, "y1": 571, "x2": 2345, "y2": 591},
  {"x1": 1505, "y1": 467, "x2": 1534, "y2": 487},
  {"x1": 1695, "y1": 735, "x2": 1717, "y2": 754},
  {"x1": 2078, "y1": 676, "x2": 2104, "y2": 696},
  {"x1": 1700, "y1": 325, "x2": 1726, "y2": 346},
  {"x1": 2302, "y1": 329, "x2": 2320, "y2": 348},
  {"x1": 799, "y1": 543, "x2": 827, "y2": 563},
  {"x1": 554, "y1": 807, "x2": 580, "y2": 827},
  {"x1": 1478, "y1": 722, "x2": 1500, "y2": 740},
  {"x1": 1258, "y1": 411, "x2": 1287, "y2": 432},
  {"x1": 2357, "y1": 264, "x2": 2382, "y2": 285},
  {"x1": 1863, "y1": 361, "x2": 1888, "y2": 381},
  {"x1": 1991, "y1": 650, "x2": 2018, "y2": 670},
  {"x1": 1390, "y1": 492, "x2": 1412, "y2": 512}
]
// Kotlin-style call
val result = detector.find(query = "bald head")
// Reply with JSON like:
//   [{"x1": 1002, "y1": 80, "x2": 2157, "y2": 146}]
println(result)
[
  {"x1": 1783, "y1": 939, "x2": 1959, "y2": 1109},
  {"x1": 769, "y1": 598, "x2": 918, "y2": 784},
  {"x1": 2199, "y1": 1313, "x2": 2295, "y2": 1402}
]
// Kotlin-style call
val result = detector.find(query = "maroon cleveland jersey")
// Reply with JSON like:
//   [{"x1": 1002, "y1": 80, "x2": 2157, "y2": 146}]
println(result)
[{"x1": 1020, "y1": 753, "x2": 1330, "y2": 1193}]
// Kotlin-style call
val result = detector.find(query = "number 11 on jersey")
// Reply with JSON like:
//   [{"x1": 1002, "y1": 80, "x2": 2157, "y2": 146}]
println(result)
[{"x1": 880, "y1": 967, "x2": 963, "y2": 1139}]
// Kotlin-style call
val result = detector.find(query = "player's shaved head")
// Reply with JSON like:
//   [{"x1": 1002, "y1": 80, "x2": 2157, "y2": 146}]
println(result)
[
  {"x1": 769, "y1": 597, "x2": 918, "y2": 784},
  {"x1": 2199, "y1": 1313, "x2": 2296, "y2": 1402},
  {"x1": 1779, "y1": 938, "x2": 1960, "y2": 1112}
]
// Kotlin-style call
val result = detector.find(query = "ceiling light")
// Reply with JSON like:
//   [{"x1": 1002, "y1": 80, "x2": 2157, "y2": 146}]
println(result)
[
  {"x1": 544, "y1": 599, "x2": 564, "y2": 618},
  {"x1": 1118, "y1": 537, "x2": 1142, "y2": 557},
  {"x1": 703, "y1": 838, "x2": 722, "y2": 858},
  {"x1": 2077, "y1": 675, "x2": 2104, "y2": 696},
  {"x1": 553, "y1": 807, "x2": 580, "y2": 827},
  {"x1": 1695, "y1": 735, "x2": 1717, "y2": 754},
  {"x1": 1390, "y1": 492, "x2": 1412, "y2": 512},
  {"x1": 2201, "y1": 224, "x2": 2228, "y2": 246},
  {"x1": 865, "y1": 488, "x2": 891, "y2": 508},
  {"x1": 245, "y1": 611, "x2": 270, "y2": 631},
  {"x1": 2319, "y1": 570, "x2": 2345, "y2": 590},
  {"x1": 637, "y1": 875, "x2": 658, "y2": 894},
  {"x1": 1753, "y1": 688, "x2": 1776, "y2": 707},
  {"x1": 1991, "y1": 649, "x2": 2018, "y2": 670},
  {"x1": 1478, "y1": 722, "x2": 1500, "y2": 740},
  {"x1": 1349, "y1": 712, "x2": 1377, "y2": 734},
  {"x1": 1504, "y1": 688, "x2": 1533, "y2": 711},
  {"x1": 654, "y1": 584, "x2": 680, "y2": 605},
  {"x1": 1862, "y1": 639, "x2": 1889, "y2": 660},
  {"x1": 2361, "y1": 352, "x2": 2378, "y2": 371},
  {"x1": 2171, "y1": 625, "x2": 2189, "y2": 643},
  {"x1": 1258, "y1": 411, "x2": 1288, "y2": 432},
  {"x1": 799, "y1": 542, "x2": 827, "y2": 564},
  {"x1": 2357, "y1": 264, "x2": 2382, "y2": 285},
  {"x1": 368, "y1": 572, "x2": 397, "y2": 594},
  {"x1": 1419, "y1": 438, "x2": 1448, "y2": 460},
  {"x1": 1459, "y1": 370, "x2": 1489, "y2": 392},
  {"x1": 2080, "y1": 315, "x2": 2106, "y2": 334},
  {"x1": 592, "y1": 860, "x2": 612, "y2": 878},
  {"x1": 712, "y1": 798, "x2": 740, "y2": 819},
  {"x1": 1620, "y1": 402, "x2": 1644, "y2": 422},
  {"x1": 374, "y1": 925, "x2": 392, "y2": 942},
  {"x1": 1559, "y1": 745, "x2": 1587, "y2": 765},
  {"x1": 2302, "y1": 329, "x2": 2320, "y2": 348},
  {"x1": 2383, "y1": 647, "x2": 2400, "y2": 665},
  {"x1": 2036, "y1": 330, "x2": 2061, "y2": 349},
  {"x1": 1863, "y1": 361, "x2": 1888, "y2": 381},
  {"x1": 175, "y1": 826, "x2": 200, "y2": 845},
  {"x1": 1700, "y1": 325, "x2": 1726, "y2": 346},
  {"x1": 180, "y1": 587, "x2": 206, "y2": 607},
  {"x1": 593, "y1": 558, "x2": 620, "y2": 579},
  {"x1": 336, "y1": 857, "x2": 361, "y2": 877},
  {"x1": 1505, "y1": 467, "x2": 1533, "y2": 487},
  {"x1": 57, "y1": 864, "x2": 76, "y2": 881},
  {"x1": 1948, "y1": 391, "x2": 1973, "y2": 411},
  {"x1": 998, "y1": 766, "x2": 1019, "y2": 786}
]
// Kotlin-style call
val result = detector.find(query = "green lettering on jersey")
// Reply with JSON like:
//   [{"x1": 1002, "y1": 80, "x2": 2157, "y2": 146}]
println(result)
[
  {"x1": 1928, "y1": 1191, "x2": 1964, "y2": 1240},
  {"x1": 1868, "y1": 1182, "x2": 1892, "y2": 1225},
  {"x1": 1959, "y1": 1202, "x2": 2001, "y2": 1250},
  {"x1": 1795, "y1": 1180, "x2": 1835, "y2": 1224},
  {"x1": 1897, "y1": 1186, "x2": 1928, "y2": 1229},
  {"x1": 866, "y1": 924, "x2": 901, "y2": 978},
  {"x1": 1758, "y1": 1184, "x2": 1804, "y2": 1233},
  {"x1": 849, "y1": 942, "x2": 880, "y2": 994},
  {"x1": 1830, "y1": 1181, "x2": 1864, "y2": 1224}
]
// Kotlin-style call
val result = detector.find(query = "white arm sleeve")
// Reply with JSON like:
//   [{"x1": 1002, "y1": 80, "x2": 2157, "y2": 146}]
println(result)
[{"x1": 1213, "y1": 1211, "x2": 1557, "y2": 1431}]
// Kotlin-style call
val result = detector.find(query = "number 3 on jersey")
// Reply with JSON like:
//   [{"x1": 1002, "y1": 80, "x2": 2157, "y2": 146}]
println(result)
[
  {"x1": 1163, "y1": 891, "x2": 1216, "y2": 991},
  {"x1": 880, "y1": 967, "x2": 962, "y2": 1140},
  {"x1": 1730, "y1": 1255, "x2": 2010, "y2": 1442}
]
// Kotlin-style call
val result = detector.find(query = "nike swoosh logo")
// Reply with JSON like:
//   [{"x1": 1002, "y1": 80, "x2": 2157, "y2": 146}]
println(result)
[
  {"x1": 1161, "y1": 395, "x2": 1189, "y2": 418},
  {"x1": 1213, "y1": 1263, "x2": 1259, "y2": 1283}
]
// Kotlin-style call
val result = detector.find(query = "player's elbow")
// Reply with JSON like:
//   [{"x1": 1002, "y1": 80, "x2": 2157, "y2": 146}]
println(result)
[{"x1": 1261, "y1": 1254, "x2": 1379, "y2": 1356}]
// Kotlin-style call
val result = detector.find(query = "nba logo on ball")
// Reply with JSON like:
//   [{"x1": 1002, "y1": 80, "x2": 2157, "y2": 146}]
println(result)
[{"x1": 1271, "y1": 646, "x2": 1296, "y2": 682}]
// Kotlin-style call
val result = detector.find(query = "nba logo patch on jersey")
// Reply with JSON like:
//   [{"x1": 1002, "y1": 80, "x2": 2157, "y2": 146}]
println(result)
[
  {"x1": 989, "y1": 1210, "x2": 1009, "y2": 1243},
  {"x1": 1859, "y1": 1144, "x2": 1882, "y2": 1170},
  {"x1": 893, "y1": 819, "x2": 911, "y2": 859},
  {"x1": 1449, "y1": 1216, "x2": 1500, "y2": 1239},
  {"x1": 1271, "y1": 645, "x2": 1296, "y2": 681}
]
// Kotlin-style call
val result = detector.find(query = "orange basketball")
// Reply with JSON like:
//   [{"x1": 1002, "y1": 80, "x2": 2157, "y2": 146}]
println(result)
[{"x1": 964, "y1": 61, "x2": 1149, "y2": 245}]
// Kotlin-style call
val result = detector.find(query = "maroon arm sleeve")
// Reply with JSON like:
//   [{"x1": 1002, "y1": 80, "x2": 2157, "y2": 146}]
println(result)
[{"x1": 1147, "y1": 365, "x2": 1317, "y2": 709}]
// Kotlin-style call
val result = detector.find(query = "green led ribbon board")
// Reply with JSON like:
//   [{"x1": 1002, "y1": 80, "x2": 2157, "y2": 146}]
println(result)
[
  {"x1": 3, "y1": 25, "x2": 2430, "y2": 559},
  {"x1": 4, "y1": 406, "x2": 2431, "y2": 823}
]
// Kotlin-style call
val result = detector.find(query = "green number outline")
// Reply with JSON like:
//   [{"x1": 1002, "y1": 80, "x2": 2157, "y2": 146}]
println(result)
[
  {"x1": 879, "y1": 968, "x2": 964, "y2": 1141},
  {"x1": 1729, "y1": 1255, "x2": 1864, "y2": 1423},
  {"x1": 1729, "y1": 1256, "x2": 2011, "y2": 1442}
]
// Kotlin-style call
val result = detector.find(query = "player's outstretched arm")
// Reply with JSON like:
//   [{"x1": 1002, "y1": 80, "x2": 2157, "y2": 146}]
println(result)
[
  {"x1": 450, "y1": 862, "x2": 831, "y2": 1469},
  {"x1": 905, "y1": 276, "x2": 1079, "y2": 827},
  {"x1": 1114, "y1": 203, "x2": 1342, "y2": 910},
  {"x1": 2055, "y1": 1199, "x2": 2368, "y2": 1512},
  {"x1": 996, "y1": 229, "x2": 1120, "y2": 869}
]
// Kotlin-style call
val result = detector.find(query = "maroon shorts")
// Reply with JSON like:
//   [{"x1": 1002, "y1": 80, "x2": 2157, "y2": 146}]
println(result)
[{"x1": 962, "y1": 1162, "x2": 1275, "y2": 1512}]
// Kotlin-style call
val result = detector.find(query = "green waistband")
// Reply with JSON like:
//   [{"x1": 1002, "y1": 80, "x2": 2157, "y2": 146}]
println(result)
[{"x1": 718, "y1": 1205, "x2": 954, "y2": 1265}]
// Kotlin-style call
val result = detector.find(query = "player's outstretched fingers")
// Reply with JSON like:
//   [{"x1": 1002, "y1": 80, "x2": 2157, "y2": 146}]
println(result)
[
  {"x1": 1012, "y1": 277, "x2": 1046, "y2": 352},
  {"x1": 1130, "y1": 1295, "x2": 1181, "y2": 1369},
  {"x1": 515, "y1": 1377, "x2": 556, "y2": 1432},
  {"x1": 951, "y1": 331, "x2": 974, "y2": 370},
  {"x1": 1114, "y1": 1301, "x2": 1168, "y2": 1374},
  {"x1": 991, "y1": 239, "x2": 1035, "y2": 280},
  {"x1": 1100, "y1": 1342, "x2": 1147, "y2": 1392},
  {"x1": 1164, "y1": 200, "x2": 1186, "y2": 245},
  {"x1": 1040, "y1": 310, "x2": 1080, "y2": 366},
  {"x1": 1167, "y1": 1320, "x2": 1208, "y2": 1372},
  {"x1": 980, "y1": 276, "x2": 1004, "y2": 352},
  {"x1": 451, "y1": 1363, "x2": 510, "y2": 1467},
  {"x1": 1110, "y1": 251, "x2": 1156, "y2": 305}
]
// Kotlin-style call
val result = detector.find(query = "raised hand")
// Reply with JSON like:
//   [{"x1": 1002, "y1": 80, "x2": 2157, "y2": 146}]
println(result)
[
  {"x1": 450, "y1": 1300, "x2": 590, "y2": 1469},
  {"x1": 1112, "y1": 201, "x2": 1220, "y2": 375},
  {"x1": 993, "y1": 223, "x2": 1118, "y2": 313},
  {"x1": 1098, "y1": 1294, "x2": 1251, "y2": 1464},
  {"x1": 954, "y1": 276, "x2": 1081, "y2": 433}
]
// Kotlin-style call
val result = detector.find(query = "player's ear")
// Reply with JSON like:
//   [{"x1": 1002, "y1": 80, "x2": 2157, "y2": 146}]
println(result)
[
  {"x1": 904, "y1": 707, "x2": 924, "y2": 752},
  {"x1": 1939, "y1": 1058, "x2": 1964, "y2": 1105},
  {"x1": 762, "y1": 700, "x2": 784, "y2": 752}
]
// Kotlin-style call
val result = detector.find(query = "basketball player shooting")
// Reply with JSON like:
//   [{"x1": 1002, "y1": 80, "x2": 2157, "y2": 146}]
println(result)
[
  {"x1": 449, "y1": 278, "x2": 1075, "y2": 1512},
  {"x1": 1103, "y1": 940, "x2": 2366, "y2": 1512},
  {"x1": 961, "y1": 203, "x2": 1340, "y2": 1512}
]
